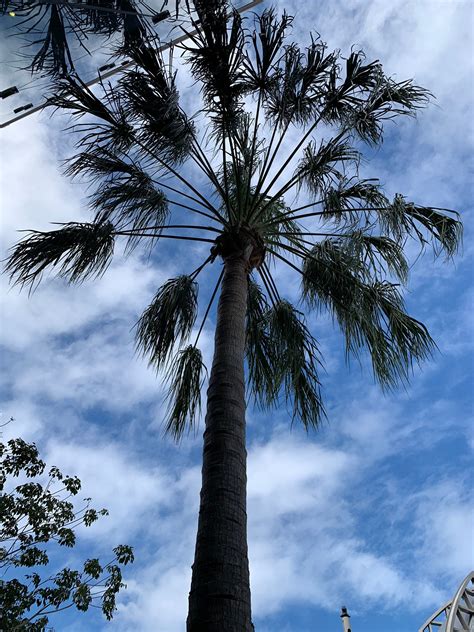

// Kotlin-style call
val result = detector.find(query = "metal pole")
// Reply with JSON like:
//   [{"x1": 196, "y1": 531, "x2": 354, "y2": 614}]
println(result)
[{"x1": 341, "y1": 606, "x2": 352, "y2": 632}]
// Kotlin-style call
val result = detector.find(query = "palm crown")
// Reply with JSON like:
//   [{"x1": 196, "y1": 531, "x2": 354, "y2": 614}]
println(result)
[
  {"x1": 5, "y1": 2, "x2": 463, "y2": 628},
  {"x1": 6, "y1": 2, "x2": 461, "y2": 438}
]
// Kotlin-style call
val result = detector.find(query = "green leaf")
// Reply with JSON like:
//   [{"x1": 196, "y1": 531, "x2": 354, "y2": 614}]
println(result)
[
  {"x1": 5, "y1": 221, "x2": 115, "y2": 290},
  {"x1": 246, "y1": 280, "x2": 325, "y2": 429},
  {"x1": 136, "y1": 276, "x2": 199, "y2": 369},
  {"x1": 246, "y1": 278, "x2": 276, "y2": 408},
  {"x1": 266, "y1": 300, "x2": 325, "y2": 429},
  {"x1": 164, "y1": 346, "x2": 205, "y2": 440},
  {"x1": 297, "y1": 137, "x2": 360, "y2": 197},
  {"x1": 302, "y1": 240, "x2": 436, "y2": 387}
]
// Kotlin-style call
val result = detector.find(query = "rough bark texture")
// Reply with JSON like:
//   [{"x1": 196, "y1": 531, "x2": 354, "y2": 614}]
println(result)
[{"x1": 187, "y1": 253, "x2": 253, "y2": 632}]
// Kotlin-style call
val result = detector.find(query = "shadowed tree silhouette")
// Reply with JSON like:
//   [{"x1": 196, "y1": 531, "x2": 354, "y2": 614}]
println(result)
[
  {"x1": 1, "y1": 0, "x2": 173, "y2": 76},
  {"x1": 5, "y1": 2, "x2": 462, "y2": 630}
]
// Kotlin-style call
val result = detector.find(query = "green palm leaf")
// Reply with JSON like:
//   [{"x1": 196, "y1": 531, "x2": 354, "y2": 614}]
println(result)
[
  {"x1": 246, "y1": 278, "x2": 276, "y2": 408},
  {"x1": 323, "y1": 51, "x2": 381, "y2": 123},
  {"x1": 265, "y1": 38, "x2": 336, "y2": 126},
  {"x1": 266, "y1": 300, "x2": 325, "y2": 429},
  {"x1": 47, "y1": 75, "x2": 134, "y2": 152},
  {"x1": 118, "y1": 62, "x2": 195, "y2": 164},
  {"x1": 348, "y1": 77, "x2": 432, "y2": 144},
  {"x1": 164, "y1": 346, "x2": 205, "y2": 441},
  {"x1": 30, "y1": 5, "x2": 73, "y2": 76},
  {"x1": 243, "y1": 9, "x2": 293, "y2": 94},
  {"x1": 344, "y1": 231, "x2": 409, "y2": 283},
  {"x1": 5, "y1": 221, "x2": 115, "y2": 289},
  {"x1": 382, "y1": 195, "x2": 462, "y2": 257},
  {"x1": 322, "y1": 178, "x2": 389, "y2": 225},
  {"x1": 246, "y1": 279, "x2": 324, "y2": 429},
  {"x1": 297, "y1": 138, "x2": 360, "y2": 197},
  {"x1": 183, "y1": 2, "x2": 246, "y2": 131},
  {"x1": 135, "y1": 276, "x2": 198, "y2": 370},
  {"x1": 302, "y1": 240, "x2": 435, "y2": 387}
]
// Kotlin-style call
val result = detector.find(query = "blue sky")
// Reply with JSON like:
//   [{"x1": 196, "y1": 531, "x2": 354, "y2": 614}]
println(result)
[{"x1": 1, "y1": 1, "x2": 473, "y2": 631}]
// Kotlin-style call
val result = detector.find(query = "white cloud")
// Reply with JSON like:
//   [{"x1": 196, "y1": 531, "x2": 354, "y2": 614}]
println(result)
[
  {"x1": 45, "y1": 439, "x2": 178, "y2": 542},
  {"x1": 413, "y1": 480, "x2": 474, "y2": 580}
]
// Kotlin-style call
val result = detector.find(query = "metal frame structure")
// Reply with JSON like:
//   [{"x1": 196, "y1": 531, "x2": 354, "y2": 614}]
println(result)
[
  {"x1": 419, "y1": 572, "x2": 474, "y2": 632},
  {"x1": 0, "y1": 0, "x2": 263, "y2": 128}
]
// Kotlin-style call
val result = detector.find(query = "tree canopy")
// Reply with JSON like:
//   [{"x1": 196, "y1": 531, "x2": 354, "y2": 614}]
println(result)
[
  {"x1": 5, "y1": 4, "x2": 462, "y2": 437},
  {"x1": 0, "y1": 423, "x2": 134, "y2": 629}
]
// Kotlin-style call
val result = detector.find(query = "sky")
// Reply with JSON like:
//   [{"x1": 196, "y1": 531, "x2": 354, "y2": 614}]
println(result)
[{"x1": 1, "y1": 1, "x2": 473, "y2": 631}]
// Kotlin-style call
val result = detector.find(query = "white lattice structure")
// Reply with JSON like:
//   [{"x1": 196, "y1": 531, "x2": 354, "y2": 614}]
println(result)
[{"x1": 419, "y1": 572, "x2": 474, "y2": 632}]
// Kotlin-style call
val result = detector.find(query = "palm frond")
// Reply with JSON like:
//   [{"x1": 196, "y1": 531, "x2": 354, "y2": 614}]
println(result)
[
  {"x1": 118, "y1": 47, "x2": 195, "y2": 164},
  {"x1": 119, "y1": 0, "x2": 149, "y2": 52},
  {"x1": 48, "y1": 74, "x2": 116, "y2": 123},
  {"x1": 64, "y1": 146, "x2": 170, "y2": 250},
  {"x1": 344, "y1": 231, "x2": 409, "y2": 283},
  {"x1": 47, "y1": 75, "x2": 133, "y2": 152},
  {"x1": 347, "y1": 76, "x2": 431, "y2": 144},
  {"x1": 243, "y1": 9, "x2": 293, "y2": 94},
  {"x1": 381, "y1": 195, "x2": 462, "y2": 256},
  {"x1": 322, "y1": 177, "x2": 389, "y2": 224},
  {"x1": 323, "y1": 51, "x2": 382, "y2": 124},
  {"x1": 29, "y1": 5, "x2": 73, "y2": 76},
  {"x1": 246, "y1": 277, "x2": 324, "y2": 429},
  {"x1": 302, "y1": 240, "x2": 435, "y2": 387},
  {"x1": 164, "y1": 345, "x2": 205, "y2": 441},
  {"x1": 78, "y1": 0, "x2": 121, "y2": 35},
  {"x1": 265, "y1": 37, "x2": 336, "y2": 126},
  {"x1": 265, "y1": 299, "x2": 325, "y2": 430},
  {"x1": 246, "y1": 277, "x2": 276, "y2": 407},
  {"x1": 135, "y1": 276, "x2": 198, "y2": 370},
  {"x1": 5, "y1": 221, "x2": 115, "y2": 290},
  {"x1": 183, "y1": 3, "x2": 246, "y2": 131},
  {"x1": 297, "y1": 137, "x2": 360, "y2": 196},
  {"x1": 63, "y1": 146, "x2": 138, "y2": 183},
  {"x1": 90, "y1": 178, "x2": 168, "y2": 249}
]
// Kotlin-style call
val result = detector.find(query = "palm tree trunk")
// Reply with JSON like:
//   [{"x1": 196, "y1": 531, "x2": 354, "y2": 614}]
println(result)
[{"x1": 187, "y1": 252, "x2": 253, "y2": 632}]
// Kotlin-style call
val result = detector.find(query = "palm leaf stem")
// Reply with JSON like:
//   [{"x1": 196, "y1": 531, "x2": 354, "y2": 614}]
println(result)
[
  {"x1": 279, "y1": 235, "x2": 326, "y2": 250},
  {"x1": 132, "y1": 135, "x2": 229, "y2": 226},
  {"x1": 189, "y1": 138, "x2": 229, "y2": 207},
  {"x1": 253, "y1": 127, "x2": 348, "y2": 226},
  {"x1": 257, "y1": 265, "x2": 278, "y2": 308},
  {"x1": 225, "y1": 121, "x2": 244, "y2": 221},
  {"x1": 146, "y1": 179, "x2": 219, "y2": 221},
  {"x1": 190, "y1": 254, "x2": 214, "y2": 281},
  {"x1": 243, "y1": 89, "x2": 263, "y2": 216},
  {"x1": 115, "y1": 231, "x2": 215, "y2": 244},
  {"x1": 172, "y1": 95, "x2": 225, "y2": 202},
  {"x1": 249, "y1": 115, "x2": 326, "y2": 222},
  {"x1": 261, "y1": 261, "x2": 281, "y2": 302},
  {"x1": 258, "y1": 199, "x2": 324, "y2": 226},
  {"x1": 194, "y1": 267, "x2": 224, "y2": 346},
  {"x1": 246, "y1": 105, "x2": 291, "y2": 223},
  {"x1": 222, "y1": 133, "x2": 233, "y2": 222},
  {"x1": 267, "y1": 246, "x2": 308, "y2": 280},
  {"x1": 265, "y1": 206, "x2": 384, "y2": 226},
  {"x1": 119, "y1": 224, "x2": 222, "y2": 234},
  {"x1": 266, "y1": 239, "x2": 310, "y2": 261},
  {"x1": 166, "y1": 198, "x2": 220, "y2": 223},
  {"x1": 256, "y1": 168, "x2": 310, "y2": 219},
  {"x1": 271, "y1": 231, "x2": 348, "y2": 238}
]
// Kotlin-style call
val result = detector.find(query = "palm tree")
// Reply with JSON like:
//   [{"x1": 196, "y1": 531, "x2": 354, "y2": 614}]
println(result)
[
  {"x1": 2, "y1": 0, "x2": 166, "y2": 76},
  {"x1": 5, "y1": 2, "x2": 462, "y2": 630}
]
